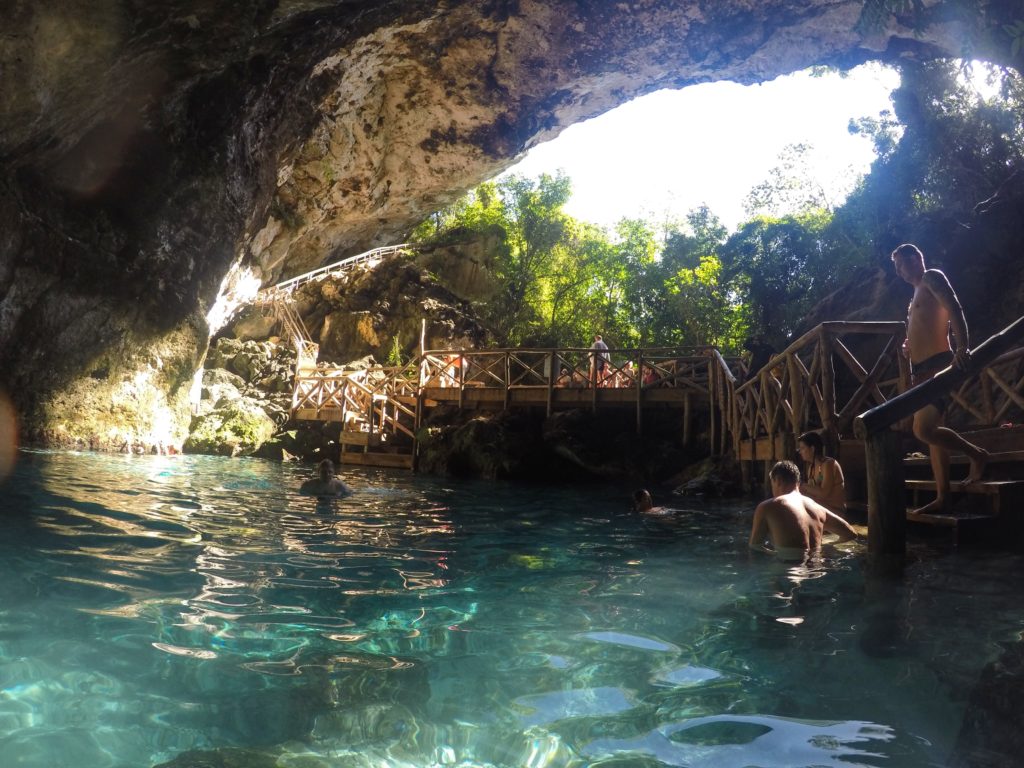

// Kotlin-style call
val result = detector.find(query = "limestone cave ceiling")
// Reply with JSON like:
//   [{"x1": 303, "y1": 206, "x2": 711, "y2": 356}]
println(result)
[{"x1": 1, "y1": 0, "x2": 1021, "y2": 445}]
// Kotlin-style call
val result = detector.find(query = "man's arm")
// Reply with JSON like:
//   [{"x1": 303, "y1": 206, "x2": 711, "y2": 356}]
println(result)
[
  {"x1": 923, "y1": 270, "x2": 971, "y2": 367},
  {"x1": 749, "y1": 502, "x2": 772, "y2": 552},
  {"x1": 821, "y1": 508, "x2": 858, "y2": 543}
]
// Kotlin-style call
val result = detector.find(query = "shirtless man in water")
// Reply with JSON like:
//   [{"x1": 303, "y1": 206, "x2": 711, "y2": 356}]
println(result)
[
  {"x1": 749, "y1": 461, "x2": 858, "y2": 560},
  {"x1": 891, "y1": 244, "x2": 988, "y2": 514},
  {"x1": 299, "y1": 459, "x2": 351, "y2": 498}
]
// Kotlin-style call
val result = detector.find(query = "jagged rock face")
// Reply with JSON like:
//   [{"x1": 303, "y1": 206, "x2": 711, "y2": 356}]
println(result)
[
  {"x1": 226, "y1": 257, "x2": 490, "y2": 363},
  {"x1": 1, "y1": 0, "x2": 1021, "y2": 447}
]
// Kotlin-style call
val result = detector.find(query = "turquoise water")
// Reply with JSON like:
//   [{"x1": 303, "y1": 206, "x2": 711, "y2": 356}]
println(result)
[{"x1": 1, "y1": 451, "x2": 1022, "y2": 767}]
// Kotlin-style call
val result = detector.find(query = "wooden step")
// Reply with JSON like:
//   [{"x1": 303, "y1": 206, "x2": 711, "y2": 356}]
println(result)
[
  {"x1": 340, "y1": 431, "x2": 384, "y2": 447},
  {"x1": 904, "y1": 480, "x2": 1024, "y2": 545},
  {"x1": 905, "y1": 508, "x2": 996, "y2": 527},
  {"x1": 903, "y1": 449, "x2": 1024, "y2": 467},
  {"x1": 339, "y1": 451, "x2": 414, "y2": 469},
  {"x1": 904, "y1": 479, "x2": 1024, "y2": 495}
]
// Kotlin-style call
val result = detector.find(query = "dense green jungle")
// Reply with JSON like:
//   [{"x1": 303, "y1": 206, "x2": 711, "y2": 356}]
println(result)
[{"x1": 409, "y1": 59, "x2": 1024, "y2": 358}]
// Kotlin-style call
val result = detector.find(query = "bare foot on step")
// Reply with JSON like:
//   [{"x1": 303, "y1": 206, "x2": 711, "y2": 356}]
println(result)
[
  {"x1": 963, "y1": 450, "x2": 989, "y2": 485},
  {"x1": 912, "y1": 496, "x2": 951, "y2": 516}
]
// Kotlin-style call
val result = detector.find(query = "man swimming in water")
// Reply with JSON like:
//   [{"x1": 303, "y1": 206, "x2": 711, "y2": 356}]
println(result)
[
  {"x1": 632, "y1": 488, "x2": 669, "y2": 515},
  {"x1": 299, "y1": 459, "x2": 351, "y2": 497},
  {"x1": 749, "y1": 461, "x2": 858, "y2": 560},
  {"x1": 891, "y1": 243, "x2": 988, "y2": 514}
]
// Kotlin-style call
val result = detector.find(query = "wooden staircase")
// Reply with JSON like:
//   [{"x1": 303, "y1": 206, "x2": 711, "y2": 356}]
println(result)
[
  {"x1": 336, "y1": 367, "x2": 419, "y2": 470},
  {"x1": 901, "y1": 425, "x2": 1024, "y2": 545}
]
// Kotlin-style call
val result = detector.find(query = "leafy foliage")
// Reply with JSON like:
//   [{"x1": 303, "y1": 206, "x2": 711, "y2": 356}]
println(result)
[{"x1": 411, "y1": 58, "x2": 1024, "y2": 356}]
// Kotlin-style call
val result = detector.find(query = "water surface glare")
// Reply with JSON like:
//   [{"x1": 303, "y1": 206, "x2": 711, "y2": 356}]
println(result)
[{"x1": 1, "y1": 450, "x2": 1022, "y2": 767}]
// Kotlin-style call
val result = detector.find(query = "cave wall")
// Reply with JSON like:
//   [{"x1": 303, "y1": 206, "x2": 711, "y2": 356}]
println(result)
[{"x1": 1, "y1": 0, "x2": 1021, "y2": 449}]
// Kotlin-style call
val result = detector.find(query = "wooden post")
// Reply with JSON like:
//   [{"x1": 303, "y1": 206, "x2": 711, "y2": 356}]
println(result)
[
  {"x1": 709, "y1": 363, "x2": 717, "y2": 454},
  {"x1": 458, "y1": 349, "x2": 465, "y2": 411},
  {"x1": 503, "y1": 352, "x2": 510, "y2": 410},
  {"x1": 683, "y1": 392, "x2": 691, "y2": 447},
  {"x1": 863, "y1": 427, "x2": 906, "y2": 556},
  {"x1": 547, "y1": 350, "x2": 555, "y2": 418},
  {"x1": 820, "y1": 328, "x2": 837, "y2": 436},
  {"x1": 787, "y1": 354, "x2": 804, "y2": 435},
  {"x1": 718, "y1": 363, "x2": 727, "y2": 454},
  {"x1": 635, "y1": 351, "x2": 643, "y2": 435},
  {"x1": 763, "y1": 369, "x2": 777, "y2": 463}
]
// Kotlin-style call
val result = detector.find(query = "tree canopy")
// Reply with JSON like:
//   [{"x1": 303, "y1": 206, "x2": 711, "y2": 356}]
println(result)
[{"x1": 411, "y1": 60, "x2": 1024, "y2": 356}]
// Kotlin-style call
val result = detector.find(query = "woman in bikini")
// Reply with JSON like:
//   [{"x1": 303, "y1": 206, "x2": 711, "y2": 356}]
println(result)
[{"x1": 796, "y1": 431, "x2": 846, "y2": 514}]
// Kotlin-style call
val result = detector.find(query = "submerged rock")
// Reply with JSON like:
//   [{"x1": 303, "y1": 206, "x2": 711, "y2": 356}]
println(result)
[
  {"x1": 670, "y1": 456, "x2": 744, "y2": 497},
  {"x1": 153, "y1": 748, "x2": 278, "y2": 768}
]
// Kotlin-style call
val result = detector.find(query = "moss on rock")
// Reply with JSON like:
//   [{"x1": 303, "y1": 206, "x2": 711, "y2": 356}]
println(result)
[{"x1": 183, "y1": 397, "x2": 277, "y2": 456}]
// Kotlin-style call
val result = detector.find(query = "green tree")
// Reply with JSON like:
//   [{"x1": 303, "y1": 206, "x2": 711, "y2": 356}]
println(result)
[{"x1": 719, "y1": 212, "x2": 840, "y2": 347}]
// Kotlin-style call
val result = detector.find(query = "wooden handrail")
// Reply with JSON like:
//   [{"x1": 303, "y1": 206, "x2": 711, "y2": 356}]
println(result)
[
  {"x1": 852, "y1": 314, "x2": 1024, "y2": 558},
  {"x1": 257, "y1": 244, "x2": 413, "y2": 302},
  {"x1": 855, "y1": 315, "x2": 1024, "y2": 438}
]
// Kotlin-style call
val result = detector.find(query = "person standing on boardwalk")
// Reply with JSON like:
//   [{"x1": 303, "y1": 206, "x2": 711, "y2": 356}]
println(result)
[
  {"x1": 891, "y1": 243, "x2": 988, "y2": 514},
  {"x1": 589, "y1": 334, "x2": 610, "y2": 386}
]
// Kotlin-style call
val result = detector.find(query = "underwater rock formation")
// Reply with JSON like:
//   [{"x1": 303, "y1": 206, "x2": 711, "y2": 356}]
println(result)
[{"x1": 2, "y1": 1, "x2": 1021, "y2": 446}]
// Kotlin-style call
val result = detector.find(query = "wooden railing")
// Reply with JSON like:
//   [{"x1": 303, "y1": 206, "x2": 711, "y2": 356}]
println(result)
[
  {"x1": 341, "y1": 367, "x2": 418, "y2": 442},
  {"x1": 294, "y1": 362, "x2": 420, "y2": 444},
  {"x1": 419, "y1": 346, "x2": 729, "y2": 391},
  {"x1": 256, "y1": 244, "x2": 412, "y2": 304},
  {"x1": 292, "y1": 368, "x2": 348, "y2": 418},
  {"x1": 707, "y1": 322, "x2": 908, "y2": 458},
  {"x1": 854, "y1": 315, "x2": 1024, "y2": 555}
]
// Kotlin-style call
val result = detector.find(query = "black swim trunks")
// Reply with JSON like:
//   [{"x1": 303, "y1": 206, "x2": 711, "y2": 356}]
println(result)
[
  {"x1": 911, "y1": 350, "x2": 954, "y2": 413},
  {"x1": 910, "y1": 350, "x2": 954, "y2": 382}
]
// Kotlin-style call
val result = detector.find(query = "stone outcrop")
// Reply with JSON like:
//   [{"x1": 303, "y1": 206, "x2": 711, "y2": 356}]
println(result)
[
  {"x1": 2, "y1": 1, "x2": 1022, "y2": 445},
  {"x1": 194, "y1": 256, "x2": 490, "y2": 458},
  {"x1": 183, "y1": 337, "x2": 294, "y2": 456}
]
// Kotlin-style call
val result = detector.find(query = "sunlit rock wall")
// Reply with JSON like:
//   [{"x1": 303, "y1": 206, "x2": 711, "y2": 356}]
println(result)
[{"x1": 1, "y1": 0, "x2": 1020, "y2": 448}]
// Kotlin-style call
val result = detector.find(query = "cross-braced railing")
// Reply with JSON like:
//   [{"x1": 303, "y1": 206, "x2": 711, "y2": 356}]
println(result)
[
  {"x1": 706, "y1": 322, "x2": 908, "y2": 455},
  {"x1": 707, "y1": 320, "x2": 1024, "y2": 458},
  {"x1": 945, "y1": 346, "x2": 1024, "y2": 430},
  {"x1": 419, "y1": 347, "x2": 729, "y2": 391},
  {"x1": 340, "y1": 367, "x2": 418, "y2": 442}
]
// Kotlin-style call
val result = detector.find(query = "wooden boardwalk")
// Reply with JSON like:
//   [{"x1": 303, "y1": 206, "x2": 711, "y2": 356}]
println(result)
[
  {"x1": 263, "y1": 248, "x2": 1024, "y2": 551},
  {"x1": 291, "y1": 346, "x2": 743, "y2": 468}
]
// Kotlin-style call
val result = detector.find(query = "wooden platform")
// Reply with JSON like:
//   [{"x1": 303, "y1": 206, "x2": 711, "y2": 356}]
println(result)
[
  {"x1": 420, "y1": 385, "x2": 698, "y2": 408},
  {"x1": 903, "y1": 479, "x2": 1024, "y2": 545},
  {"x1": 339, "y1": 450, "x2": 414, "y2": 469}
]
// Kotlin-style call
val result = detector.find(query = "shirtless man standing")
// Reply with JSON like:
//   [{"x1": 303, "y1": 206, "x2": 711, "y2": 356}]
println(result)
[
  {"x1": 749, "y1": 461, "x2": 858, "y2": 560},
  {"x1": 891, "y1": 244, "x2": 988, "y2": 514}
]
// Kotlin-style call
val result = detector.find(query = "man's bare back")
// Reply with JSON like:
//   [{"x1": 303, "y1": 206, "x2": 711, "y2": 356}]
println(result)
[{"x1": 749, "y1": 461, "x2": 858, "y2": 559}]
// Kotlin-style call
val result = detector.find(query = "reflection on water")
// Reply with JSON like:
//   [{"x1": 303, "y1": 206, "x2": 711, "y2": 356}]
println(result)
[{"x1": 0, "y1": 450, "x2": 1023, "y2": 767}]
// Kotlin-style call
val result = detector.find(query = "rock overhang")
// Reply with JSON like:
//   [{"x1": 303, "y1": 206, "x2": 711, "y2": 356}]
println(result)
[{"x1": 1, "y1": 0, "x2": 1020, "y2": 448}]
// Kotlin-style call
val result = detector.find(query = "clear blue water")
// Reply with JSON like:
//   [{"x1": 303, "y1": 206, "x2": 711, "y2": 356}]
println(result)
[{"x1": 1, "y1": 451, "x2": 1023, "y2": 767}]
